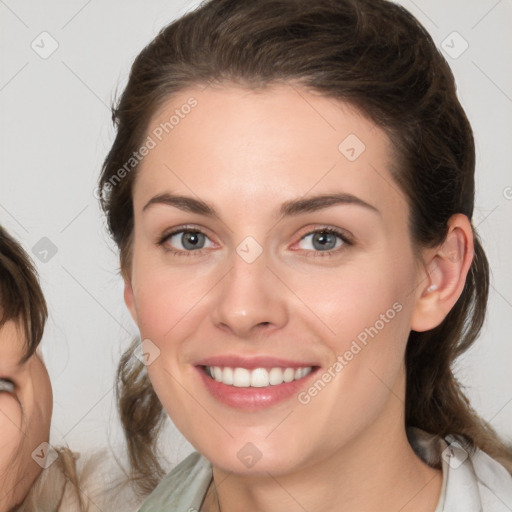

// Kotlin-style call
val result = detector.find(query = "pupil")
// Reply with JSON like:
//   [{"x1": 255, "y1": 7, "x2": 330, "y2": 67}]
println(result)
[
  {"x1": 183, "y1": 232, "x2": 203, "y2": 250},
  {"x1": 313, "y1": 232, "x2": 335, "y2": 250}
]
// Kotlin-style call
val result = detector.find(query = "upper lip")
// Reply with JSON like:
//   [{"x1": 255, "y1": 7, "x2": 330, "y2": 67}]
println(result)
[{"x1": 195, "y1": 355, "x2": 319, "y2": 370}]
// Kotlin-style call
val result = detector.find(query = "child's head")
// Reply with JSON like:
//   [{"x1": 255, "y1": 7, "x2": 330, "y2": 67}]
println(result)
[{"x1": 0, "y1": 225, "x2": 52, "y2": 510}]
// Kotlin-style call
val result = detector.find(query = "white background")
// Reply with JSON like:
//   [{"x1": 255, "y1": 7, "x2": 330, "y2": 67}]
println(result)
[{"x1": 0, "y1": 0, "x2": 511, "y2": 465}]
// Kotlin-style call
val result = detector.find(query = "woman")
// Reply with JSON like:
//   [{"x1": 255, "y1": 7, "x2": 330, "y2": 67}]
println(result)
[{"x1": 99, "y1": 0, "x2": 512, "y2": 510}]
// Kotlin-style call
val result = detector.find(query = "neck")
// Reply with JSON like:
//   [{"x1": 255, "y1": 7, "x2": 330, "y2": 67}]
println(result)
[{"x1": 203, "y1": 398, "x2": 442, "y2": 512}]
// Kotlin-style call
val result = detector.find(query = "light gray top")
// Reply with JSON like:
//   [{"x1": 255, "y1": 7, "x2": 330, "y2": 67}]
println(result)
[{"x1": 138, "y1": 430, "x2": 512, "y2": 511}]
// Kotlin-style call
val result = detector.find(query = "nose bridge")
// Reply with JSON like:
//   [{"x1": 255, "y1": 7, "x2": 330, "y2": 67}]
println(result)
[{"x1": 211, "y1": 239, "x2": 288, "y2": 337}]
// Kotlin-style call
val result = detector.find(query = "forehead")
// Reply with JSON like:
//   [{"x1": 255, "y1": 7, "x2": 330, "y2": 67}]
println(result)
[
  {"x1": 133, "y1": 83, "x2": 406, "y2": 219},
  {"x1": 0, "y1": 319, "x2": 26, "y2": 369}
]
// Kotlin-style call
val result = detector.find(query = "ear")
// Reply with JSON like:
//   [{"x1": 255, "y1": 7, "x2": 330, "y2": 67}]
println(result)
[
  {"x1": 123, "y1": 277, "x2": 139, "y2": 326},
  {"x1": 411, "y1": 214, "x2": 474, "y2": 332}
]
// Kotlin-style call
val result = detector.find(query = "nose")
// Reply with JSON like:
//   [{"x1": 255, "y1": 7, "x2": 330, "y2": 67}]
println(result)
[{"x1": 211, "y1": 246, "x2": 289, "y2": 339}]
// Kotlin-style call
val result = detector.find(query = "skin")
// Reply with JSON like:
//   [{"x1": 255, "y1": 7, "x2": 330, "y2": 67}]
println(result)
[
  {"x1": 0, "y1": 320, "x2": 52, "y2": 511},
  {"x1": 124, "y1": 83, "x2": 473, "y2": 512}
]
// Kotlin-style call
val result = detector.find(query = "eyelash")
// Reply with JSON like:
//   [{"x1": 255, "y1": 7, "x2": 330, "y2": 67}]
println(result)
[{"x1": 157, "y1": 225, "x2": 353, "y2": 258}]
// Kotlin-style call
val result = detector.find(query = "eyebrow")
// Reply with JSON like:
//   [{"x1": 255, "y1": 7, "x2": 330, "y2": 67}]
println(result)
[{"x1": 142, "y1": 192, "x2": 380, "y2": 218}]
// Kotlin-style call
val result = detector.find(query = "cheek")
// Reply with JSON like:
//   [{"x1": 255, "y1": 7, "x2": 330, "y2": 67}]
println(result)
[
  {"x1": 289, "y1": 258, "x2": 412, "y2": 346},
  {"x1": 132, "y1": 241, "x2": 416, "y2": 354},
  {"x1": 288, "y1": 256, "x2": 414, "y2": 412},
  {"x1": 33, "y1": 360, "x2": 53, "y2": 438},
  {"x1": 132, "y1": 252, "x2": 220, "y2": 342},
  {"x1": 134, "y1": 272, "x2": 202, "y2": 343},
  {"x1": 0, "y1": 396, "x2": 23, "y2": 464}
]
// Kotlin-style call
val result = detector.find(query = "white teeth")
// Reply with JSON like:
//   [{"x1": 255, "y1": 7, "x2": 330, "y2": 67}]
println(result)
[
  {"x1": 250, "y1": 368, "x2": 269, "y2": 387},
  {"x1": 223, "y1": 367, "x2": 234, "y2": 385},
  {"x1": 233, "y1": 368, "x2": 250, "y2": 387},
  {"x1": 213, "y1": 366, "x2": 223, "y2": 381},
  {"x1": 283, "y1": 368, "x2": 295, "y2": 383},
  {"x1": 269, "y1": 367, "x2": 284, "y2": 385},
  {"x1": 205, "y1": 366, "x2": 313, "y2": 387}
]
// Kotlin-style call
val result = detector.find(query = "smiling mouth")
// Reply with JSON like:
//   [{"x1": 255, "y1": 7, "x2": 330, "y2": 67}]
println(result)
[{"x1": 202, "y1": 365, "x2": 317, "y2": 388}]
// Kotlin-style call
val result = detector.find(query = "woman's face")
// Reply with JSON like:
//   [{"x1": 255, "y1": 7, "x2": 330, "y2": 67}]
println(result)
[
  {"x1": 0, "y1": 320, "x2": 52, "y2": 509},
  {"x1": 125, "y1": 84, "x2": 427, "y2": 475}
]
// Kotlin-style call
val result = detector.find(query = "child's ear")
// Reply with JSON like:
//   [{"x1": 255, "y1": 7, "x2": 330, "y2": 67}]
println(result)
[
  {"x1": 123, "y1": 277, "x2": 139, "y2": 326},
  {"x1": 411, "y1": 214, "x2": 474, "y2": 332}
]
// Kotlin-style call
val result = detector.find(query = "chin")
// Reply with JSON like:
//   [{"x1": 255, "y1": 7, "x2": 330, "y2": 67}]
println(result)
[{"x1": 199, "y1": 439, "x2": 306, "y2": 477}]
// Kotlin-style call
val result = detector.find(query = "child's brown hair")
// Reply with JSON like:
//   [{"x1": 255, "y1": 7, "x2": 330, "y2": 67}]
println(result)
[{"x1": 0, "y1": 225, "x2": 47, "y2": 364}]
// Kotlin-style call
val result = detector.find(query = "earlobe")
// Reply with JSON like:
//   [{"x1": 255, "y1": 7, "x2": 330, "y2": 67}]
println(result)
[
  {"x1": 123, "y1": 278, "x2": 139, "y2": 325},
  {"x1": 411, "y1": 214, "x2": 474, "y2": 332}
]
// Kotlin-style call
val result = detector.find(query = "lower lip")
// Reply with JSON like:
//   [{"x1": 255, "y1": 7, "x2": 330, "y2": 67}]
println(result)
[{"x1": 196, "y1": 366, "x2": 319, "y2": 411}]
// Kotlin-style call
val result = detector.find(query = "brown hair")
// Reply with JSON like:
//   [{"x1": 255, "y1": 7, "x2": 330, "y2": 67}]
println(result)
[
  {"x1": 0, "y1": 225, "x2": 47, "y2": 364},
  {"x1": 98, "y1": 0, "x2": 512, "y2": 495},
  {"x1": 15, "y1": 447, "x2": 84, "y2": 512}
]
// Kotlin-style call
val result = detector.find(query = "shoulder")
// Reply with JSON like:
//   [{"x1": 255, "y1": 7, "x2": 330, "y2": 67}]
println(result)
[
  {"x1": 408, "y1": 427, "x2": 512, "y2": 511},
  {"x1": 459, "y1": 440, "x2": 512, "y2": 511},
  {"x1": 137, "y1": 451, "x2": 212, "y2": 512}
]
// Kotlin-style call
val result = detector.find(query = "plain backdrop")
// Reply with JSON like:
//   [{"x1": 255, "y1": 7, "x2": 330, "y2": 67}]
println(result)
[{"x1": 1, "y1": 0, "x2": 511, "y2": 466}]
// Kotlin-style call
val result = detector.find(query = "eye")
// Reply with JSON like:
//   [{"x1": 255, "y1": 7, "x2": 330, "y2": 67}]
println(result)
[
  {"x1": 0, "y1": 378, "x2": 15, "y2": 393},
  {"x1": 294, "y1": 227, "x2": 352, "y2": 256},
  {"x1": 158, "y1": 227, "x2": 216, "y2": 256},
  {"x1": 157, "y1": 225, "x2": 352, "y2": 258}
]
